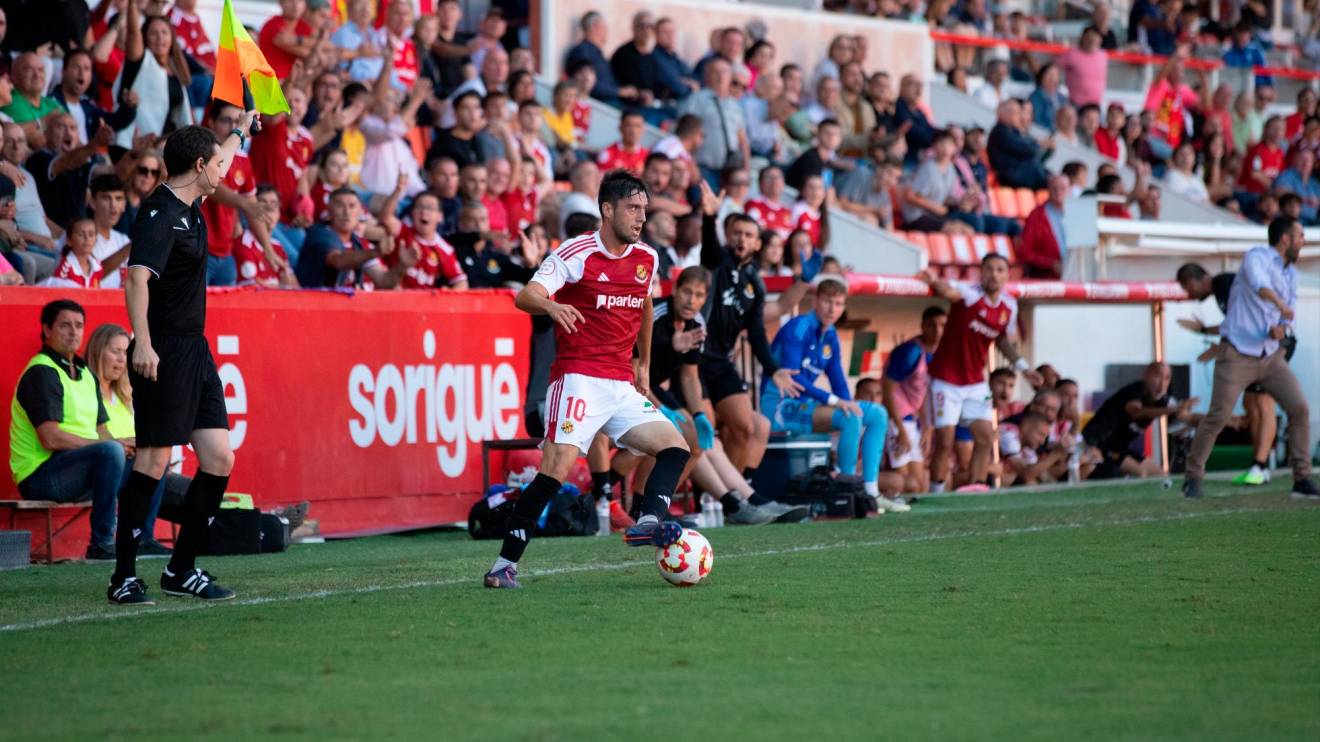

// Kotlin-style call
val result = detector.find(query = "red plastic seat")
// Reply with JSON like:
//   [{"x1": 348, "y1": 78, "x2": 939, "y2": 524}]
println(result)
[
  {"x1": 926, "y1": 233, "x2": 954, "y2": 266},
  {"x1": 948, "y1": 234, "x2": 978, "y2": 266},
  {"x1": 991, "y1": 234, "x2": 1017, "y2": 263},
  {"x1": 991, "y1": 187, "x2": 1019, "y2": 218},
  {"x1": 1015, "y1": 188, "x2": 1039, "y2": 216}
]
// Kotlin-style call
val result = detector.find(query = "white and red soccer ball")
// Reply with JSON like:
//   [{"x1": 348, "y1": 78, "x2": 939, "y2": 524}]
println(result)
[{"x1": 655, "y1": 529, "x2": 713, "y2": 587}]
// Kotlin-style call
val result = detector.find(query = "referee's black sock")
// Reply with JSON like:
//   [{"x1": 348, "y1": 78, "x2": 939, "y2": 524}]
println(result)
[
  {"x1": 167, "y1": 471, "x2": 229, "y2": 576},
  {"x1": 112, "y1": 471, "x2": 159, "y2": 583},
  {"x1": 498, "y1": 473, "x2": 560, "y2": 564},
  {"x1": 638, "y1": 447, "x2": 690, "y2": 520}
]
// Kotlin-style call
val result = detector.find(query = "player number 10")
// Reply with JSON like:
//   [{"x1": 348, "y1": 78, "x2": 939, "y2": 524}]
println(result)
[{"x1": 564, "y1": 396, "x2": 587, "y2": 422}]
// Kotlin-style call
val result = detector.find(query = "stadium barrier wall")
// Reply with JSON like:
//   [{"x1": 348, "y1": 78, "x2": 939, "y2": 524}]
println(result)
[{"x1": 0, "y1": 287, "x2": 530, "y2": 558}]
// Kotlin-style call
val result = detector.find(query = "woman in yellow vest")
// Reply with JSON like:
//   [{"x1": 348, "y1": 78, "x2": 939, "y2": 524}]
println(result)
[
  {"x1": 8, "y1": 300, "x2": 127, "y2": 561},
  {"x1": 86, "y1": 324, "x2": 172, "y2": 557}
]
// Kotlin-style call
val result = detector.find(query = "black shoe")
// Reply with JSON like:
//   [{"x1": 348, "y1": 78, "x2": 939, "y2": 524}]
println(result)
[
  {"x1": 1182, "y1": 479, "x2": 1203, "y2": 499},
  {"x1": 138, "y1": 538, "x2": 172, "y2": 557},
  {"x1": 85, "y1": 543, "x2": 116, "y2": 562},
  {"x1": 161, "y1": 568, "x2": 236, "y2": 601},
  {"x1": 107, "y1": 577, "x2": 155, "y2": 606},
  {"x1": 1290, "y1": 477, "x2": 1320, "y2": 501}
]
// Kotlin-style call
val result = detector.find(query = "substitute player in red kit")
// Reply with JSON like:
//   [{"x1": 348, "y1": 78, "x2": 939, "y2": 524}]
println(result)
[
  {"x1": 484, "y1": 170, "x2": 691, "y2": 589},
  {"x1": 921, "y1": 254, "x2": 1042, "y2": 492}
]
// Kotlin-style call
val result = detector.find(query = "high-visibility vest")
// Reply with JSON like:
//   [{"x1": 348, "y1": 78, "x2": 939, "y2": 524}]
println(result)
[
  {"x1": 103, "y1": 389, "x2": 135, "y2": 440},
  {"x1": 9, "y1": 353, "x2": 101, "y2": 485}
]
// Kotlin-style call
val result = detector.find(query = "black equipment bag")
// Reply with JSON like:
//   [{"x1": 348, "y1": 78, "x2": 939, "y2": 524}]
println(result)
[
  {"x1": 784, "y1": 466, "x2": 878, "y2": 519},
  {"x1": 468, "y1": 495, "x2": 517, "y2": 540},
  {"x1": 537, "y1": 486, "x2": 599, "y2": 537}
]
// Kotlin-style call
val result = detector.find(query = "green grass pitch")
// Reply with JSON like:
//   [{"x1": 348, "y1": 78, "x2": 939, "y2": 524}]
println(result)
[{"x1": 2, "y1": 479, "x2": 1317, "y2": 740}]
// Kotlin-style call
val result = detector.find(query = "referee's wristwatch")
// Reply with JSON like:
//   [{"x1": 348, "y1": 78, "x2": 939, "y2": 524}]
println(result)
[{"x1": 229, "y1": 128, "x2": 247, "y2": 148}]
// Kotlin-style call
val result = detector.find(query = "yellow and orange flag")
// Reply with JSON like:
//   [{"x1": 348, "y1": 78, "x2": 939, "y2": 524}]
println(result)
[{"x1": 213, "y1": 0, "x2": 289, "y2": 115}]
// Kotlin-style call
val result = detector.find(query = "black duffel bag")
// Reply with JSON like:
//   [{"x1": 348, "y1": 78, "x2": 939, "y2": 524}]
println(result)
[{"x1": 785, "y1": 466, "x2": 878, "y2": 519}]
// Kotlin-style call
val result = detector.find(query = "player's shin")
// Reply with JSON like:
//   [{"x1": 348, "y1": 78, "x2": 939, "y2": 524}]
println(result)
[
  {"x1": 638, "y1": 447, "x2": 690, "y2": 520},
  {"x1": 495, "y1": 473, "x2": 560, "y2": 567},
  {"x1": 832, "y1": 408, "x2": 863, "y2": 477},
  {"x1": 858, "y1": 402, "x2": 889, "y2": 496},
  {"x1": 167, "y1": 471, "x2": 230, "y2": 575},
  {"x1": 112, "y1": 471, "x2": 160, "y2": 582}
]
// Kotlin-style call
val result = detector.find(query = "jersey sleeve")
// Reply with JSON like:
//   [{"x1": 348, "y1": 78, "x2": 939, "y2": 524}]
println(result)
[
  {"x1": 127, "y1": 206, "x2": 177, "y2": 277},
  {"x1": 825, "y1": 333, "x2": 851, "y2": 401},
  {"x1": 16, "y1": 366, "x2": 63, "y2": 427},
  {"x1": 777, "y1": 319, "x2": 831, "y2": 404},
  {"x1": 999, "y1": 423, "x2": 1023, "y2": 457},
  {"x1": 1005, "y1": 296, "x2": 1020, "y2": 336},
  {"x1": 530, "y1": 247, "x2": 585, "y2": 295},
  {"x1": 884, "y1": 341, "x2": 922, "y2": 382},
  {"x1": 956, "y1": 282, "x2": 983, "y2": 306}
]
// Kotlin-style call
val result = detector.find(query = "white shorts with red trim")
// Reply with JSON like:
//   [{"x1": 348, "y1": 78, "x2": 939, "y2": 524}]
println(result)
[
  {"x1": 931, "y1": 378, "x2": 993, "y2": 428},
  {"x1": 886, "y1": 417, "x2": 924, "y2": 469},
  {"x1": 543, "y1": 373, "x2": 663, "y2": 454}
]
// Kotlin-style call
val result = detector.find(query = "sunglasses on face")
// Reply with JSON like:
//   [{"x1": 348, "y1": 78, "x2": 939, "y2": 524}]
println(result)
[{"x1": 137, "y1": 166, "x2": 160, "y2": 177}]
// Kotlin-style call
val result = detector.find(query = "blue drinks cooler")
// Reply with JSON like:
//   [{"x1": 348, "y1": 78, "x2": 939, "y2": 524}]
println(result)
[{"x1": 750, "y1": 433, "x2": 833, "y2": 501}]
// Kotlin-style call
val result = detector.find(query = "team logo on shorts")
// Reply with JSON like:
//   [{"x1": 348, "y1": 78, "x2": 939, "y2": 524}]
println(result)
[
  {"x1": 561, "y1": 420, "x2": 575, "y2": 434},
  {"x1": 635, "y1": 264, "x2": 649, "y2": 283}
]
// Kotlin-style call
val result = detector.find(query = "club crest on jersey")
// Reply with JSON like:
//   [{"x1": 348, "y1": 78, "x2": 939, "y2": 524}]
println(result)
[
  {"x1": 487, "y1": 258, "x2": 499, "y2": 273},
  {"x1": 743, "y1": 283, "x2": 755, "y2": 299},
  {"x1": 635, "y1": 264, "x2": 649, "y2": 284},
  {"x1": 560, "y1": 420, "x2": 574, "y2": 434},
  {"x1": 822, "y1": 344, "x2": 833, "y2": 359}
]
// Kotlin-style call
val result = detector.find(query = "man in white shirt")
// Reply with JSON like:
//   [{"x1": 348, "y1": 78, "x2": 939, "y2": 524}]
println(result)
[
  {"x1": 87, "y1": 174, "x2": 131, "y2": 288},
  {"x1": 974, "y1": 60, "x2": 1008, "y2": 109},
  {"x1": 2, "y1": 121, "x2": 59, "y2": 253}
]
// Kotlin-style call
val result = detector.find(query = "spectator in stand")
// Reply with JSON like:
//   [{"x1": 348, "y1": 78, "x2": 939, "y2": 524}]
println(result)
[
  {"x1": 117, "y1": 3, "x2": 197, "y2": 147},
  {"x1": 429, "y1": 90, "x2": 487, "y2": 168},
  {"x1": 542, "y1": 80, "x2": 581, "y2": 167},
  {"x1": 1286, "y1": 89, "x2": 1317, "y2": 140},
  {"x1": 1293, "y1": 117, "x2": 1320, "y2": 162},
  {"x1": 1093, "y1": 103, "x2": 1126, "y2": 162},
  {"x1": 200, "y1": 101, "x2": 277, "y2": 287},
  {"x1": 451, "y1": 200, "x2": 537, "y2": 288},
  {"x1": 1054, "y1": 105, "x2": 1079, "y2": 146},
  {"x1": 787, "y1": 227, "x2": 822, "y2": 281},
  {"x1": 1128, "y1": 0, "x2": 1176, "y2": 55},
  {"x1": 1018, "y1": 174, "x2": 1069, "y2": 279},
  {"x1": 714, "y1": 167, "x2": 752, "y2": 233},
  {"x1": 1143, "y1": 51, "x2": 1206, "y2": 165},
  {"x1": 259, "y1": 0, "x2": 318, "y2": 82},
  {"x1": 743, "y1": 71, "x2": 784, "y2": 161},
  {"x1": 0, "y1": 251, "x2": 22, "y2": 285},
  {"x1": 1203, "y1": 84, "x2": 1236, "y2": 154},
  {"x1": 945, "y1": 67, "x2": 969, "y2": 96},
  {"x1": 948, "y1": 126, "x2": 1021, "y2": 236},
  {"x1": 1164, "y1": 142, "x2": 1210, "y2": 203},
  {"x1": 896, "y1": 74, "x2": 937, "y2": 160},
  {"x1": 804, "y1": 76, "x2": 840, "y2": 127},
  {"x1": 744, "y1": 39, "x2": 776, "y2": 88},
  {"x1": 1059, "y1": 26, "x2": 1108, "y2": 109},
  {"x1": 988, "y1": 100, "x2": 1050, "y2": 189},
  {"x1": 1201, "y1": 131, "x2": 1237, "y2": 206},
  {"x1": 745, "y1": 165, "x2": 793, "y2": 238},
  {"x1": 641, "y1": 153, "x2": 689, "y2": 218},
  {"x1": 1138, "y1": 185, "x2": 1161, "y2": 220},
  {"x1": 652, "y1": 112, "x2": 703, "y2": 181},
  {"x1": 1232, "y1": 89, "x2": 1264, "y2": 153},
  {"x1": 756, "y1": 230, "x2": 792, "y2": 278},
  {"x1": 53, "y1": 50, "x2": 136, "y2": 146},
  {"x1": 973, "y1": 59, "x2": 1008, "y2": 110},
  {"x1": 902, "y1": 129, "x2": 967, "y2": 233},
  {"x1": 1087, "y1": 1, "x2": 1120, "y2": 50},
  {"x1": 29, "y1": 113, "x2": 112, "y2": 234},
  {"x1": 384, "y1": 191, "x2": 467, "y2": 290},
  {"x1": 1029, "y1": 63, "x2": 1067, "y2": 131},
  {"x1": 0, "y1": 172, "x2": 53, "y2": 284},
  {"x1": 332, "y1": 0, "x2": 386, "y2": 83},
  {"x1": 840, "y1": 157, "x2": 900, "y2": 229},
  {"x1": 1273, "y1": 148, "x2": 1320, "y2": 225},
  {"x1": 40, "y1": 219, "x2": 105, "y2": 288},
  {"x1": 678, "y1": 57, "x2": 749, "y2": 189},
  {"x1": 430, "y1": 0, "x2": 474, "y2": 96},
  {"x1": 695, "y1": 26, "x2": 747, "y2": 86},
  {"x1": 1240, "y1": 116, "x2": 1287, "y2": 206},
  {"x1": 810, "y1": 34, "x2": 856, "y2": 92},
  {"x1": 557, "y1": 159, "x2": 601, "y2": 238},
  {"x1": 833, "y1": 62, "x2": 877, "y2": 159},
  {"x1": 866, "y1": 71, "x2": 897, "y2": 133},
  {"x1": 1222, "y1": 22, "x2": 1271, "y2": 88},
  {"x1": 786, "y1": 118, "x2": 848, "y2": 191},
  {"x1": 444, "y1": 47, "x2": 511, "y2": 122},
  {"x1": 235, "y1": 186, "x2": 297, "y2": 288},
  {"x1": 1078, "y1": 105, "x2": 1103, "y2": 150},
  {"x1": 597, "y1": 110, "x2": 649, "y2": 174},
  {"x1": 3, "y1": 53, "x2": 62, "y2": 147},
  {"x1": 653, "y1": 17, "x2": 700, "y2": 99},
  {"x1": 565, "y1": 11, "x2": 635, "y2": 105},
  {"x1": 610, "y1": 11, "x2": 670, "y2": 110},
  {"x1": 360, "y1": 78, "x2": 429, "y2": 202},
  {"x1": 1060, "y1": 161, "x2": 1088, "y2": 198},
  {"x1": 644, "y1": 210, "x2": 683, "y2": 275},
  {"x1": 295, "y1": 187, "x2": 398, "y2": 288},
  {"x1": 2, "y1": 122, "x2": 60, "y2": 260},
  {"x1": 9, "y1": 299, "x2": 125, "y2": 561},
  {"x1": 86, "y1": 175, "x2": 131, "y2": 289}
]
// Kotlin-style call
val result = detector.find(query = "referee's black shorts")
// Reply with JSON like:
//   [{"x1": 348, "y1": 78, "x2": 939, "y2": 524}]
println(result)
[{"x1": 129, "y1": 335, "x2": 229, "y2": 447}]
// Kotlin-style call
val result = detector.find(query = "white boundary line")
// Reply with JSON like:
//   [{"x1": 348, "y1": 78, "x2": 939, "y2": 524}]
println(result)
[{"x1": 0, "y1": 506, "x2": 1279, "y2": 635}]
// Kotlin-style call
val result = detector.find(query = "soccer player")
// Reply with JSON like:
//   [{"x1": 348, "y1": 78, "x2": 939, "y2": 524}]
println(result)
[
  {"x1": 694, "y1": 180, "x2": 802, "y2": 482},
  {"x1": 762, "y1": 276, "x2": 905, "y2": 511},
  {"x1": 921, "y1": 254, "x2": 1042, "y2": 493},
  {"x1": 483, "y1": 170, "x2": 691, "y2": 589},
  {"x1": 882, "y1": 306, "x2": 946, "y2": 494},
  {"x1": 108, "y1": 116, "x2": 261, "y2": 605},
  {"x1": 1082, "y1": 362, "x2": 1196, "y2": 479},
  {"x1": 1175, "y1": 262, "x2": 1290, "y2": 486}
]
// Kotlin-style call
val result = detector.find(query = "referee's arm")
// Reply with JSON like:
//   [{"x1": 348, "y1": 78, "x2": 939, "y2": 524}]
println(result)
[{"x1": 125, "y1": 267, "x2": 159, "y2": 381}]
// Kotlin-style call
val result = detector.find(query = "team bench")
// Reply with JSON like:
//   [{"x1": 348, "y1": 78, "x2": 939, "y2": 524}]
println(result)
[{"x1": 0, "y1": 500, "x2": 91, "y2": 565}]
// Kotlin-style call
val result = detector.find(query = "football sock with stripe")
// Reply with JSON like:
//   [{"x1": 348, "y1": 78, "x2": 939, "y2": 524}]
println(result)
[
  {"x1": 498, "y1": 473, "x2": 560, "y2": 565},
  {"x1": 167, "y1": 471, "x2": 229, "y2": 575},
  {"x1": 112, "y1": 470, "x2": 159, "y2": 583},
  {"x1": 638, "y1": 447, "x2": 690, "y2": 519}
]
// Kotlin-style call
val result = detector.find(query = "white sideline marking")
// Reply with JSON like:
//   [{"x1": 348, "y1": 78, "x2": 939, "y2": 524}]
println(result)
[{"x1": 0, "y1": 507, "x2": 1275, "y2": 634}]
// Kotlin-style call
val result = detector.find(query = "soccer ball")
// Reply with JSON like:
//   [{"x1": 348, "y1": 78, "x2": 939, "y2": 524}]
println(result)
[{"x1": 655, "y1": 529, "x2": 714, "y2": 587}]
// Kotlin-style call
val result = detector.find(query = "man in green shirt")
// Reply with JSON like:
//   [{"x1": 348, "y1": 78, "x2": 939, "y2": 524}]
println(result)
[
  {"x1": 2, "y1": 53, "x2": 63, "y2": 149},
  {"x1": 8, "y1": 299, "x2": 128, "y2": 561}
]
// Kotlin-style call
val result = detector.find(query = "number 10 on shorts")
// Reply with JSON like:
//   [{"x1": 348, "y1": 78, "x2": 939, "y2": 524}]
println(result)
[{"x1": 564, "y1": 396, "x2": 587, "y2": 422}]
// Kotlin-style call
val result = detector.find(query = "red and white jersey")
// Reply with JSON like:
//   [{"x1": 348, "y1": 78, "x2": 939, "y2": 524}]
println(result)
[
  {"x1": 745, "y1": 197, "x2": 793, "y2": 238},
  {"x1": 790, "y1": 201, "x2": 823, "y2": 246},
  {"x1": 169, "y1": 7, "x2": 216, "y2": 69},
  {"x1": 928, "y1": 283, "x2": 1018, "y2": 386},
  {"x1": 234, "y1": 230, "x2": 288, "y2": 287},
  {"x1": 41, "y1": 253, "x2": 104, "y2": 288},
  {"x1": 287, "y1": 124, "x2": 315, "y2": 181},
  {"x1": 998, "y1": 421, "x2": 1037, "y2": 465},
  {"x1": 501, "y1": 187, "x2": 539, "y2": 236},
  {"x1": 571, "y1": 101, "x2": 591, "y2": 142},
  {"x1": 519, "y1": 137, "x2": 553, "y2": 182},
  {"x1": 385, "y1": 226, "x2": 465, "y2": 289},
  {"x1": 533, "y1": 232, "x2": 658, "y2": 383},
  {"x1": 310, "y1": 180, "x2": 336, "y2": 222},
  {"x1": 389, "y1": 35, "x2": 419, "y2": 89},
  {"x1": 482, "y1": 193, "x2": 509, "y2": 235},
  {"x1": 597, "y1": 143, "x2": 649, "y2": 174},
  {"x1": 202, "y1": 150, "x2": 255, "y2": 258}
]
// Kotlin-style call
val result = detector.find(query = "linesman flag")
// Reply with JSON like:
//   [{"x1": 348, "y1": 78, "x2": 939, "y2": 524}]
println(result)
[{"x1": 213, "y1": 0, "x2": 290, "y2": 115}]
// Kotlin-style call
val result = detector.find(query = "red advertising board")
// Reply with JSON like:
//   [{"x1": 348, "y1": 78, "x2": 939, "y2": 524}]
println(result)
[{"x1": 1, "y1": 287, "x2": 530, "y2": 554}]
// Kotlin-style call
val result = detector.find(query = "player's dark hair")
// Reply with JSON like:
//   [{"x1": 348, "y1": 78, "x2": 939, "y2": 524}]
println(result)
[
  {"x1": 1268, "y1": 216, "x2": 1298, "y2": 245},
  {"x1": 675, "y1": 265, "x2": 710, "y2": 290},
  {"x1": 921, "y1": 305, "x2": 947, "y2": 322},
  {"x1": 89, "y1": 174, "x2": 125, "y2": 195},
  {"x1": 982, "y1": 252, "x2": 1010, "y2": 268},
  {"x1": 1175, "y1": 263, "x2": 1208, "y2": 284},
  {"x1": 162, "y1": 125, "x2": 219, "y2": 178},
  {"x1": 675, "y1": 114, "x2": 703, "y2": 139},
  {"x1": 597, "y1": 169, "x2": 649, "y2": 210},
  {"x1": 989, "y1": 366, "x2": 1015, "y2": 382},
  {"x1": 564, "y1": 212, "x2": 600, "y2": 238},
  {"x1": 40, "y1": 298, "x2": 84, "y2": 333}
]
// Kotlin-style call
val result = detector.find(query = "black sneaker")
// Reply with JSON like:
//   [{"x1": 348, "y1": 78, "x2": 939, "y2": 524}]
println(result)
[
  {"x1": 85, "y1": 543, "x2": 116, "y2": 562},
  {"x1": 1182, "y1": 478, "x2": 1203, "y2": 499},
  {"x1": 1290, "y1": 477, "x2": 1320, "y2": 501},
  {"x1": 138, "y1": 538, "x2": 172, "y2": 557},
  {"x1": 161, "y1": 568, "x2": 236, "y2": 601},
  {"x1": 107, "y1": 577, "x2": 155, "y2": 606}
]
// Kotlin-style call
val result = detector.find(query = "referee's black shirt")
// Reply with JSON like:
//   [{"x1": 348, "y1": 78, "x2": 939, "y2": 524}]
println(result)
[{"x1": 127, "y1": 185, "x2": 209, "y2": 336}]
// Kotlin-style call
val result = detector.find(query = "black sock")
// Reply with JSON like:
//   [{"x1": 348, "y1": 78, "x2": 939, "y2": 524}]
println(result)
[
  {"x1": 1254, "y1": 459, "x2": 1268, "y2": 469},
  {"x1": 591, "y1": 471, "x2": 612, "y2": 501},
  {"x1": 742, "y1": 466, "x2": 758, "y2": 481},
  {"x1": 113, "y1": 471, "x2": 160, "y2": 583},
  {"x1": 639, "y1": 447, "x2": 690, "y2": 519},
  {"x1": 167, "y1": 471, "x2": 229, "y2": 575},
  {"x1": 719, "y1": 492, "x2": 742, "y2": 514},
  {"x1": 499, "y1": 473, "x2": 560, "y2": 563},
  {"x1": 747, "y1": 492, "x2": 771, "y2": 505}
]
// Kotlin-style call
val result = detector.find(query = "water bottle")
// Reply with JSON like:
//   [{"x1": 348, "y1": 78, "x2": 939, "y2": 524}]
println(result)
[
  {"x1": 714, "y1": 499, "x2": 725, "y2": 528},
  {"x1": 700, "y1": 494, "x2": 718, "y2": 529},
  {"x1": 595, "y1": 498, "x2": 611, "y2": 536},
  {"x1": 1067, "y1": 445, "x2": 1081, "y2": 485}
]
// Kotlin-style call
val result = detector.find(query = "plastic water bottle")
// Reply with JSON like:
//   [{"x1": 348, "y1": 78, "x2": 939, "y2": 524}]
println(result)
[
  {"x1": 1067, "y1": 442, "x2": 1082, "y2": 485},
  {"x1": 714, "y1": 499, "x2": 725, "y2": 528},
  {"x1": 700, "y1": 494, "x2": 719, "y2": 529},
  {"x1": 595, "y1": 498, "x2": 611, "y2": 536}
]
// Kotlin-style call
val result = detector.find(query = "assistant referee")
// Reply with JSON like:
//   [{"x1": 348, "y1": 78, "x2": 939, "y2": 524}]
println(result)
[{"x1": 108, "y1": 114, "x2": 261, "y2": 605}]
